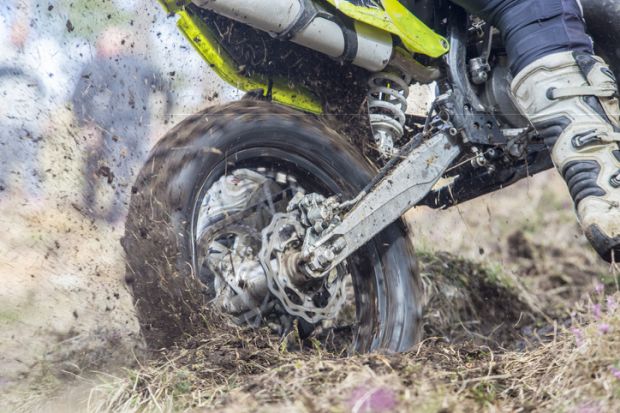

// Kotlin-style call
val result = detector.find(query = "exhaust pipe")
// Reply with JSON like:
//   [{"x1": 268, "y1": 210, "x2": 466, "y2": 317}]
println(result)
[{"x1": 192, "y1": 0, "x2": 394, "y2": 72}]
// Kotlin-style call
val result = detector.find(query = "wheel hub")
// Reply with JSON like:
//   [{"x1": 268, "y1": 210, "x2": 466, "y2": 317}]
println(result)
[
  {"x1": 258, "y1": 213, "x2": 346, "y2": 324},
  {"x1": 195, "y1": 168, "x2": 346, "y2": 325}
]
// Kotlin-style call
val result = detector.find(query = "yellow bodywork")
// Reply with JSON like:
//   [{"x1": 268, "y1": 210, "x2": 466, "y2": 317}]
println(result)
[
  {"x1": 157, "y1": 0, "x2": 322, "y2": 113},
  {"x1": 176, "y1": 10, "x2": 323, "y2": 113},
  {"x1": 157, "y1": 0, "x2": 448, "y2": 113},
  {"x1": 325, "y1": 0, "x2": 449, "y2": 58}
]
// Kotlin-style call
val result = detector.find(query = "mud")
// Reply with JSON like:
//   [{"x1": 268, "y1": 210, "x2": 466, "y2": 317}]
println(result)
[
  {"x1": 82, "y1": 244, "x2": 609, "y2": 412},
  {"x1": 421, "y1": 251, "x2": 536, "y2": 349},
  {"x1": 121, "y1": 99, "x2": 425, "y2": 353},
  {"x1": 75, "y1": 165, "x2": 616, "y2": 412},
  {"x1": 0, "y1": 192, "x2": 142, "y2": 400},
  {"x1": 4, "y1": 137, "x2": 613, "y2": 412}
]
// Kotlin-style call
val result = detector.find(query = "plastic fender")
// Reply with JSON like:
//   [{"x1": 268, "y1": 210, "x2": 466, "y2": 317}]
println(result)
[
  {"x1": 325, "y1": 0, "x2": 449, "y2": 57},
  {"x1": 165, "y1": 7, "x2": 323, "y2": 114}
]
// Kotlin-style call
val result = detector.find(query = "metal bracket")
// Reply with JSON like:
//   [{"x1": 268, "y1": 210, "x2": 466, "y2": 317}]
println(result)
[
  {"x1": 302, "y1": 132, "x2": 461, "y2": 273},
  {"x1": 444, "y1": 7, "x2": 504, "y2": 146}
]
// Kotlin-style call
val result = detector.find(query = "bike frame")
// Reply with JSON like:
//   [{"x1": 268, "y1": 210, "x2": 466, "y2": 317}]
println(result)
[
  {"x1": 154, "y1": 0, "x2": 620, "y2": 277},
  {"x1": 157, "y1": 0, "x2": 449, "y2": 113}
]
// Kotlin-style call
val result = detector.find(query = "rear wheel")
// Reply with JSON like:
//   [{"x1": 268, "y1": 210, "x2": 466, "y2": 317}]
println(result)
[{"x1": 122, "y1": 100, "x2": 422, "y2": 353}]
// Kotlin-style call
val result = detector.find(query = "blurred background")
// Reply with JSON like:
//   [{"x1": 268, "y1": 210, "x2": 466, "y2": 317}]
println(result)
[
  {"x1": 0, "y1": 0, "x2": 610, "y2": 408},
  {"x1": 0, "y1": 0, "x2": 241, "y2": 397}
]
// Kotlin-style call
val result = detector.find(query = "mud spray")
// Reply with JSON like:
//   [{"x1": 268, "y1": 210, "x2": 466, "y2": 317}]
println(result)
[{"x1": 2, "y1": 1, "x2": 619, "y2": 412}]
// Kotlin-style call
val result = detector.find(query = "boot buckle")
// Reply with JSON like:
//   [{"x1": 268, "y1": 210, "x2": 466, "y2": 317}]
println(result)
[
  {"x1": 572, "y1": 130, "x2": 620, "y2": 149},
  {"x1": 572, "y1": 129, "x2": 602, "y2": 148}
]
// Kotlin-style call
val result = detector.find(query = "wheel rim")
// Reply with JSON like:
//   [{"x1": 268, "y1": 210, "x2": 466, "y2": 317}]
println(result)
[{"x1": 189, "y1": 148, "x2": 389, "y2": 351}]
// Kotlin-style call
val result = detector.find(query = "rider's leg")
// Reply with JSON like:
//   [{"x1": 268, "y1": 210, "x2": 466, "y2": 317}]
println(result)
[
  {"x1": 450, "y1": 0, "x2": 620, "y2": 262},
  {"x1": 450, "y1": 0, "x2": 593, "y2": 74}
]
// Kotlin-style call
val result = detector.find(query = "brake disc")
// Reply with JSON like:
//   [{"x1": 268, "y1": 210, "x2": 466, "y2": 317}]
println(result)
[
  {"x1": 196, "y1": 168, "x2": 347, "y2": 325},
  {"x1": 258, "y1": 212, "x2": 347, "y2": 324}
]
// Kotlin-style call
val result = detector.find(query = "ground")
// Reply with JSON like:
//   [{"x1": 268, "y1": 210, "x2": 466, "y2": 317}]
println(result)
[
  {"x1": 79, "y1": 174, "x2": 617, "y2": 412},
  {"x1": 1, "y1": 90, "x2": 619, "y2": 413},
  {"x1": 3, "y1": 151, "x2": 619, "y2": 411}
]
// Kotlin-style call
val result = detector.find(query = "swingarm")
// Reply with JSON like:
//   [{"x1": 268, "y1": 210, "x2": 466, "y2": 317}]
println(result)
[{"x1": 262, "y1": 131, "x2": 461, "y2": 279}]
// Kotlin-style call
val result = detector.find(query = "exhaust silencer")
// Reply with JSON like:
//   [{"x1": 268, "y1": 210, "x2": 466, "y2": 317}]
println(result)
[{"x1": 192, "y1": 0, "x2": 394, "y2": 72}]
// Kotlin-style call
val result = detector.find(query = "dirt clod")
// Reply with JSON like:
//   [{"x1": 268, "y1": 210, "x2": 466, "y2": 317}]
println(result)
[
  {"x1": 96, "y1": 165, "x2": 114, "y2": 184},
  {"x1": 507, "y1": 230, "x2": 534, "y2": 259}
]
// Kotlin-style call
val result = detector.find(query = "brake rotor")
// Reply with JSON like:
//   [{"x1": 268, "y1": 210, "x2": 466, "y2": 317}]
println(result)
[
  {"x1": 258, "y1": 212, "x2": 347, "y2": 324},
  {"x1": 195, "y1": 168, "x2": 347, "y2": 326}
]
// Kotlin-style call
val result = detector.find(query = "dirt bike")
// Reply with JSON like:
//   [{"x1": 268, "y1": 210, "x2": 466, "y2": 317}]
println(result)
[{"x1": 123, "y1": 0, "x2": 620, "y2": 353}]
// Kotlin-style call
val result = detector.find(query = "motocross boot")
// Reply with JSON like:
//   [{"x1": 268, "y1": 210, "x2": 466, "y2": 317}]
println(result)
[{"x1": 511, "y1": 51, "x2": 620, "y2": 261}]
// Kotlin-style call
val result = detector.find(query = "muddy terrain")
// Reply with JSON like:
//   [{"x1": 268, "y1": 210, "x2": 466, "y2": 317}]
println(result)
[
  {"x1": 78, "y1": 172, "x2": 619, "y2": 412},
  {"x1": 4, "y1": 156, "x2": 618, "y2": 411},
  {"x1": 2, "y1": 73, "x2": 618, "y2": 413},
  {"x1": 1, "y1": 5, "x2": 619, "y2": 409}
]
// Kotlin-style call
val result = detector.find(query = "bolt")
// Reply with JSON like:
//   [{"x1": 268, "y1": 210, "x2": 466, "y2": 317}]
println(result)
[
  {"x1": 332, "y1": 237, "x2": 347, "y2": 254},
  {"x1": 317, "y1": 249, "x2": 335, "y2": 266},
  {"x1": 307, "y1": 248, "x2": 335, "y2": 272},
  {"x1": 313, "y1": 221, "x2": 324, "y2": 233}
]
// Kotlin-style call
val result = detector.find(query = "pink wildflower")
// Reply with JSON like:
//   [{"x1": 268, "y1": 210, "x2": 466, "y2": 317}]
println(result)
[
  {"x1": 575, "y1": 403, "x2": 601, "y2": 413},
  {"x1": 571, "y1": 327, "x2": 583, "y2": 346},
  {"x1": 609, "y1": 367, "x2": 620, "y2": 380},
  {"x1": 575, "y1": 402, "x2": 601, "y2": 413},
  {"x1": 594, "y1": 281, "x2": 604, "y2": 294},
  {"x1": 592, "y1": 303, "x2": 602, "y2": 320},
  {"x1": 598, "y1": 323, "x2": 610, "y2": 334},
  {"x1": 607, "y1": 296, "x2": 617, "y2": 313},
  {"x1": 348, "y1": 386, "x2": 397, "y2": 413}
]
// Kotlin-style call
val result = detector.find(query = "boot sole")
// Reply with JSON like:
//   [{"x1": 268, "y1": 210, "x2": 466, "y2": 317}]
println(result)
[{"x1": 585, "y1": 224, "x2": 620, "y2": 263}]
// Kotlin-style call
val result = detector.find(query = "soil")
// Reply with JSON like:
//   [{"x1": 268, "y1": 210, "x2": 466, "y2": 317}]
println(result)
[
  {"x1": 79, "y1": 237, "x2": 615, "y2": 412},
  {"x1": 0, "y1": 123, "x2": 143, "y2": 402},
  {"x1": 1, "y1": 85, "x2": 615, "y2": 413}
]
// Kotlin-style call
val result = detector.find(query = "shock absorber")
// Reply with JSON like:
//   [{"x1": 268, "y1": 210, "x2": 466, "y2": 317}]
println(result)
[{"x1": 367, "y1": 65, "x2": 412, "y2": 157}]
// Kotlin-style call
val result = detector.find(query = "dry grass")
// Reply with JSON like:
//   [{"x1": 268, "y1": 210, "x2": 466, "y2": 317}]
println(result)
[
  {"x1": 498, "y1": 291, "x2": 620, "y2": 412},
  {"x1": 77, "y1": 254, "x2": 620, "y2": 413},
  {"x1": 82, "y1": 303, "x2": 620, "y2": 412},
  {"x1": 7, "y1": 172, "x2": 619, "y2": 413}
]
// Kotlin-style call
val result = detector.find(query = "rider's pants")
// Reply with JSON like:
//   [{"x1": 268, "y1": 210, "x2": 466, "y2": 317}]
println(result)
[{"x1": 449, "y1": 0, "x2": 594, "y2": 74}]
